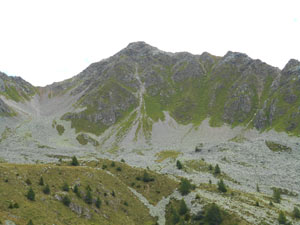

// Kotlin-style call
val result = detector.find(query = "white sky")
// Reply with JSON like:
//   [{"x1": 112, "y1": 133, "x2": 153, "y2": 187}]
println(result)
[{"x1": 0, "y1": 0, "x2": 299, "y2": 86}]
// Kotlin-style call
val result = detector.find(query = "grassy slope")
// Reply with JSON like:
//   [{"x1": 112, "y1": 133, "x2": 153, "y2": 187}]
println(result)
[{"x1": 0, "y1": 162, "x2": 169, "y2": 225}]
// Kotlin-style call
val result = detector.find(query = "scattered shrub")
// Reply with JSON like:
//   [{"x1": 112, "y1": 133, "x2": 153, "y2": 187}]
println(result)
[
  {"x1": 62, "y1": 182, "x2": 69, "y2": 192},
  {"x1": 39, "y1": 177, "x2": 44, "y2": 186},
  {"x1": 205, "y1": 203, "x2": 222, "y2": 225},
  {"x1": 96, "y1": 197, "x2": 101, "y2": 208},
  {"x1": 62, "y1": 195, "x2": 71, "y2": 206},
  {"x1": 25, "y1": 178, "x2": 32, "y2": 185},
  {"x1": 85, "y1": 189, "x2": 93, "y2": 204},
  {"x1": 176, "y1": 160, "x2": 183, "y2": 170},
  {"x1": 293, "y1": 206, "x2": 300, "y2": 218},
  {"x1": 278, "y1": 211, "x2": 287, "y2": 224},
  {"x1": 71, "y1": 156, "x2": 79, "y2": 166},
  {"x1": 217, "y1": 179, "x2": 227, "y2": 193},
  {"x1": 179, "y1": 178, "x2": 192, "y2": 196},
  {"x1": 26, "y1": 187, "x2": 35, "y2": 201},
  {"x1": 179, "y1": 199, "x2": 188, "y2": 215},
  {"x1": 43, "y1": 184, "x2": 50, "y2": 194},
  {"x1": 214, "y1": 164, "x2": 221, "y2": 175}
]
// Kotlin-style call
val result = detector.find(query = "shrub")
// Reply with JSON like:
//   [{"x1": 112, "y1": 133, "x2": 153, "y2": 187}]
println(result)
[
  {"x1": 71, "y1": 156, "x2": 79, "y2": 166},
  {"x1": 8, "y1": 203, "x2": 13, "y2": 209},
  {"x1": 142, "y1": 171, "x2": 154, "y2": 182},
  {"x1": 273, "y1": 188, "x2": 281, "y2": 203},
  {"x1": 208, "y1": 164, "x2": 213, "y2": 171},
  {"x1": 13, "y1": 203, "x2": 19, "y2": 208},
  {"x1": 214, "y1": 164, "x2": 221, "y2": 175},
  {"x1": 96, "y1": 197, "x2": 101, "y2": 208},
  {"x1": 179, "y1": 178, "x2": 192, "y2": 196},
  {"x1": 27, "y1": 220, "x2": 34, "y2": 225},
  {"x1": 171, "y1": 206, "x2": 180, "y2": 224},
  {"x1": 62, "y1": 182, "x2": 69, "y2": 192},
  {"x1": 176, "y1": 160, "x2": 183, "y2": 170},
  {"x1": 111, "y1": 162, "x2": 115, "y2": 167},
  {"x1": 85, "y1": 189, "x2": 93, "y2": 204},
  {"x1": 116, "y1": 167, "x2": 122, "y2": 171},
  {"x1": 124, "y1": 201, "x2": 128, "y2": 206},
  {"x1": 205, "y1": 203, "x2": 222, "y2": 225},
  {"x1": 62, "y1": 195, "x2": 71, "y2": 206},
  {"x1": 293, "y1": 206, "x2": 300, "y2": 219},
  {"x1": 39, "y1": 177, "x2": 44, "y2": 186},
  {"x1": 43, "y1": 184, "x2": 50, "y2": 194},
  {"x1": 26, "y1": 187, "x2": 35, "y2": 201},
  {"x1": 121, "y1": 158, "x2": 125, "y2": 163},
  {"x1": 179, "y1": 199, "x2": 188, "y2": 215},
  {"x1": 111, "y1": 190, "x2": 115, "y2": 197},
  {"x1": 278, "y1": 211, "x2": 287, "y2": 224},
  {"x1": 25, "y1": 178, "x2": 32, "y2": 185},
  {"x1": 56, "y1": 124, "x2": 65, "y2": 135},
  {"x1": 256, "y1": 183, "x2": 260, "y2": 192},
  {"x1": 217, "y1": 179, "x2": 227, "y2": 193},
  {"x1": 102, "y1": 164, "x2": 107, "y2": 169},
  {"x1": 73, "y1": 185, "x2": 81, "y2": 198}
]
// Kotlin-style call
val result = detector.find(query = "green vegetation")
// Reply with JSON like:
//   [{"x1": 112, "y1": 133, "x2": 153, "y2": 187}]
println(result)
[
  {"x1": 278, "y1": 211, "x2": 287, "y2": 224},
  {"x1": 217, "y1": 179, "x2": 227, "y2": 193},
  {"x1": 176, "y1": 160, "x2": 183, "y2": 170},
  {"x1": 76, "y1": 134, "x2": 99, "y2": 146},
  {"x1": 84, "y1": 159, "x2": 178, "y2": 205},
  {"x1": 71, "y1": 156, "x2": 79, "y2": 166},
  {"x1": 155, "y1": 150, "x2": 181, "y2": 163},
  {"x1": 265, "y1": 141, "x2": 292, "y2": 153},
  {"x1": 179, "y1": 178, "x2": 192, "y2": 196},
  {"x1": 273, "y1": 188, "x2": 281, "y2": 203},
  {"x1": 42, "y1": 184, "x2": 50, "y2": 194},
  {"x1": 56, "y1": 124, "x2": 65, "y2": 135},
  {"x1": 214, "y1": 164, "x2": 221, "y2": 175},
  {"x1": 293, "y1": 206, "x2": 300, "y2": 219},
  {"x1": 0, "y1": 162, "x2": 159, "y2": 224}
]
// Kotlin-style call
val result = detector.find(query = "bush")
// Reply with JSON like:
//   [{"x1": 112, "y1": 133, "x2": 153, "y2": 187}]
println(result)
[
  {"x1": 102, "y1": 164, "x2": 107, "y2": 169},
  {"x1": 85, "y1": 189, "x2": 93, "y2": 204},
  {"x1": 96, "y1": 197, "x2": 101, "y2": 208},
  {"x1": 111, "y1": 162, "x2": 115, "y2": 167},
  {"x1": 26, "y1": 187, "x2": 35, "y2": 201},
  {"x1": 13, "y1": 202, "x2": 19, "y2": 208},
  {"x1": 256, "y1": 183, "x2": 260, "y2": 192},
  {"x1": 73, "y1": 185, "x2": 80, "y2": 197},
  {"x1": 179, "y1": 178, "x2": 192, "y2": 196},
  {"x1": 142, "y1": 171, "x2": 154, "y2": 182},
  {"x1": 56, "y1": 124, "x2": 65, "y2": 135},
  {"x1": 171, "y1": 206, "x2": 180, "y2": 224},
  {"x1": 39, "y1": 177, "x2": 44, "y2": 186},
  {"x1": 205, "y1": 203, "x2": 222, "y2": 225},
  {"x1": 293, "y1": 206, "x2": 300, "y2": 219},
  {"x1": 25, "y1": 178, "x2": 32, "y2": 185},
  {"x1": 176, "y1": 160, "x2": 183, "y2": 170},
  {"x1": 214, "y1": 164, "x2": 221, "y2": 175},
  {"x1": 62, "y1": 182, "x2": 69, "y2": 192},
  {"x1": 121, "y1": 158, "x2": 125, "y2": 163},
  {"x1": 116, "y1": 167, "x2": 122, "y2": 171},
  {"x1": 27, "y1": 220, "x2": 34, "y2": 225},
  {"x1": 62, "y1": 195, "x2": 71, "y2": 206},
  {"x1": 43, "y1": 184, "x2": 50, "y2": 194},
  {"x1": 217, "y1": 179, "x2": 227, "y2": 193},
  {"x1": 71, "y1": 156, "x2": 79, "y2": 166},
  {"x1": 273, "y1": 188, "x2": 281, "y2": 203},
  {"x1": 179, "y1": 199, "x2": 188, "y2": 215},
  {"x1": 278, "y1": 211, "x2": 287, "y2": 224}
]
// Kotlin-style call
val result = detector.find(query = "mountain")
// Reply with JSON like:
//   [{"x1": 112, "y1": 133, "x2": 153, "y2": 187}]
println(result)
[{"x1": 1, "y1": 42, "x2": 300, "y2": 224}]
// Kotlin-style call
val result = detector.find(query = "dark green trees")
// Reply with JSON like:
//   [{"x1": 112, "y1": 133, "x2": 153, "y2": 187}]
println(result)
[
  {"x1": 217, "y1": 179, "x2": 227, "y2": 193},
  {"x1": 96, "y1": 197, "x2": 101, "y2": 208},
  {"x1": 214, "y1": 164, "x2": 221, "y2": 175},
  {"x1": 43, "y1": 184, "x2": 50, "y2": 194},
  {"x1": 39, "y1": 177, "x2": 44, "y2": 186},
  {"x1": 293, "y1": 206, "x2": 300, "y2": 218},
  {"x1": 62, "y1": 195, "x2": 71, "y2": 206},
  {"x1": 176, "y1": 160, "x2": 183, "y2": 170},
  {"x1": 71, "y1": 156, "x2": 79, "y2": 166},
  {"x1": 205, "y1": 203, "x2": 222, "y2": 225},
  {"x1": 26, "y1": 187, "x2": 35, "y2": 201},
  {"x1": 179, "y1": 178, "x2": 192, "y2": 196},
  {"x1": 179, "y1": 199, "x2": 188, "y2": 215}
]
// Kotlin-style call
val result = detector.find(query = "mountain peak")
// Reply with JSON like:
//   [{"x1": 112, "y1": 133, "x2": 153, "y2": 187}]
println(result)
[{"x1": 282, "y1": 58, "x2": 300, "y2": 73}]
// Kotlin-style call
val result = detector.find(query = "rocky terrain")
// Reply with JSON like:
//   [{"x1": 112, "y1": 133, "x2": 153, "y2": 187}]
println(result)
[{"x1": 0, "y1": 42, "x2": 300, "y2": 224}]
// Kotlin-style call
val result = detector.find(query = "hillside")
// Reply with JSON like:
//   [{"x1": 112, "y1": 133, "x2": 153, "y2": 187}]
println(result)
[{"x1": 0, "y1": 42, "x2": 300, "y2": 224}]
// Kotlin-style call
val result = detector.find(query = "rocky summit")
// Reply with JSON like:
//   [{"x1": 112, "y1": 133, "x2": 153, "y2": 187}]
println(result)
[{"x1": 0, "y1": 42, "x2": 300, "y2": 224}]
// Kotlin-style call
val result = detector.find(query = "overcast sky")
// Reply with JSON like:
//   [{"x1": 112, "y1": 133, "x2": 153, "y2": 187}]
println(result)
[{"x1": 0, "y1": 0, "x2": 299, "y2": 86}]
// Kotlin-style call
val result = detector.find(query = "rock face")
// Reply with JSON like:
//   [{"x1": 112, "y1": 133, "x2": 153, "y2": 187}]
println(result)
[{"x1": 1, "y1": 42, "x2": 300, "y2": 137}]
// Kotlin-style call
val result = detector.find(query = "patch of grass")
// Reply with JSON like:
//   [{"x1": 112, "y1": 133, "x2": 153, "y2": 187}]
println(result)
[
  {"x1": 0, "y1": 163, "x2": 157, "y2": 225},
  {"x1": 265, "y1": 141, "x2": 292, "y2": 153},
  {"x1": 56, "y1": 124, "x2": 65, "y2": 136},
  {"x1": 155, "y1": 150, "x2": 181, "y2": 163},
  {"x1": 85, "y1": 159, "x2": 178, "y2": 205}
]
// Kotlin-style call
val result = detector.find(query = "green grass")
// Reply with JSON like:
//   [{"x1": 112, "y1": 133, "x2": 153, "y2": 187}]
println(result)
[
  {"x1": 0, "y1": 162, "x2": 159, "y2": 225},
  {"x1": 265, "y1": 141, "x2": 292, "y2": 153},
  {"x1": 155, "y1": 151, "x2": 181, "y2": 163},
  {"x1": 85, "y1": 159, "x2": 178, "y2": 205}
]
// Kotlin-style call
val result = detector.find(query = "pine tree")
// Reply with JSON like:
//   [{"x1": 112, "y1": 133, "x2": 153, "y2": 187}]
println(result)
[
  {"x1": 179, "y1": 199, "x2": 188, "y2": 215},
  {"x1": 27, "y1": 220, "x2": 34, "y2": 225},
  {"x1": 278, "y1": 211, "x2": 287, "y2": 224},
  {"x1": 62, "y1": 195, "x2": 71, "y2": 206},
  {"x1": 179, "y1": 178, "x2": 192, "y2": 196},
  {"x1": 39, "y1": 177, "x2": 44, "y2": 186},
  {"x1": 273, "y1": 188, "x2": 281, "y2": 203},
  {"x1": 26, "y1": 187, "x2": 35, "y2": 201},
  {"x1": 217, "y1": 179, "x2": 227, "y2": 193},
  {"x1": 205, "y1": 203, "x2": 222, "y2": 225},
  {"x1": 256, "y1": 183, "x2": 260, "y2": 192},
  {"x1": 171, "y1": 207, "x2": 180, "y2": 224},
  {"x1": 62, "y1": 182, "x2": 69, "y2": 192},
  {"x1": 43, "y1": 184, "x2": 50, "y2": 194},
  {"x1": 71, "y1": 156, "x2": 79, "y2": 166},
  {"x1": 96, "y1": 197, "x2": 101, "y2": 208},
  {"x1": 214, "y1": 164, "x2": 221, "y2": 175},
  {"x1": 176, "y1": 160, "x2": 183, "y2": 170},
  {"x1": 85, "y1": 189, "x2": 93, "y2": 204},
  {"x1": 293, "y1": 206, "x2": 300, "y2": 219},
  {"x1": 73, "y1": 185, "x2": 81, "y2": 198}
]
